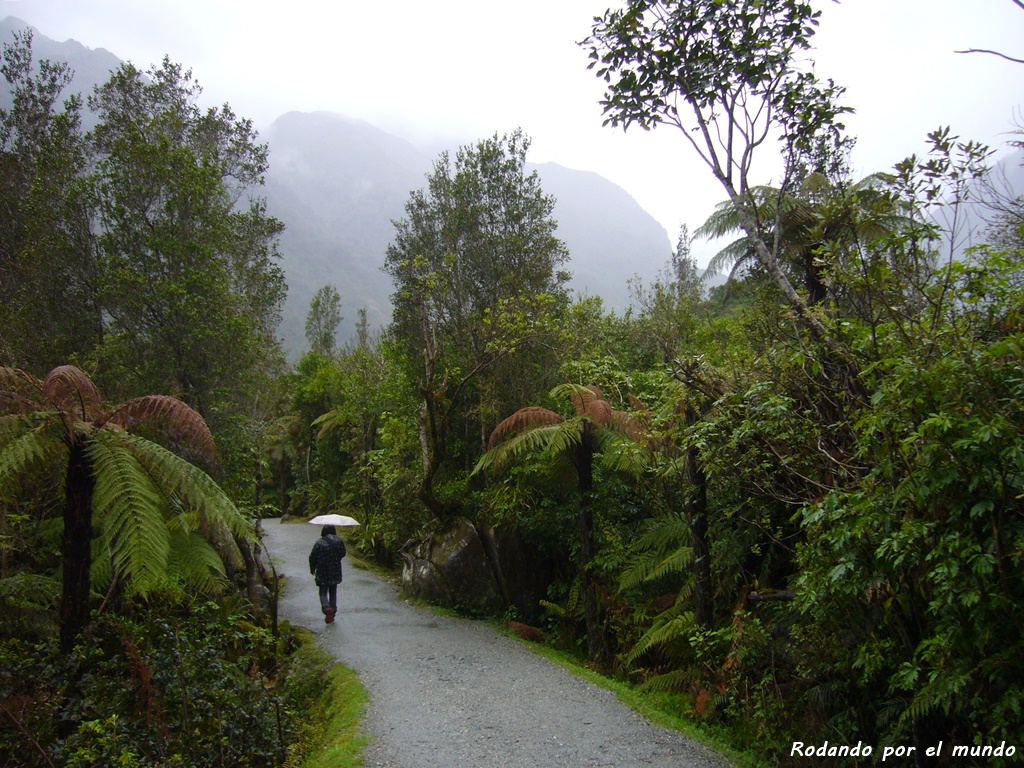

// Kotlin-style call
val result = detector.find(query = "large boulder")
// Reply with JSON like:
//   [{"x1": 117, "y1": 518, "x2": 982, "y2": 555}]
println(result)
[
  {"x1": 481, "y1": 526, "x2": 557, "y2": 622},
  {"x1": 401, "y1": 517, "x2": 503, "y2": 614}
]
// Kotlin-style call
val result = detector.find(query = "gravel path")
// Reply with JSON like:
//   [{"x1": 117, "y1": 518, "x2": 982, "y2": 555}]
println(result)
[{"x1": 262, "y1": 519, "x2": 734, "y2": 768}]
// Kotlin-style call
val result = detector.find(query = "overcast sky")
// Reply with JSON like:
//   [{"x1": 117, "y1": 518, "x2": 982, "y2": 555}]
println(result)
[{"x1": 2, "y1": 0, "x2": 1022, "y2": 265}]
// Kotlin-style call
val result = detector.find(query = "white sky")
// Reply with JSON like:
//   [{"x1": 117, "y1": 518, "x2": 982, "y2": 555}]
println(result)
[{"x1": 2, "y1": 0, "x2": 1022, "y2": 266}]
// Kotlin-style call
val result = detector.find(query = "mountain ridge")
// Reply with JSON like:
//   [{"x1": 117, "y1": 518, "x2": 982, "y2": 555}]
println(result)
[{"x1": 1, "y1": 18, "x2": 675, "y2": 352}]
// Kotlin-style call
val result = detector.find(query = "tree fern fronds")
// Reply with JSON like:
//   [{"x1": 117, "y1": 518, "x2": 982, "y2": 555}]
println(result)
[
  {"x1": 166, "y1": 530, "x2": 228, "y2": 594},
  {"x1": 625, "y1": 605, "x2": 697, "y2": 665},
  {"x1": 482, "y1": 423, "x2": 566, "y2": 473},
  {"x1": 551, "y1": 382, "x2": 597, "y2": 415},
  {"x1": 41, "y1": 365, "x2": 103, "y2": 420},
  {"x1": 643, "y1": 547, "x2": 695, "y2": 586},
  {"x1": 125, "y1": 436, "x2": 251, "y2": 542},
  {"x1": 107, "y1": 395, "x2": 217, "y2": 463},
  {"x1": 87, "y1": 433, "x2": 169, "y2": 596},
  {"x1": 487, "y1": 406, "x2": 562, "y2": 450},
  {"x1": 638, "y1": 668, "x2": 694, "y2": 694},
  {"x1": 0, "y1": 428, "x2": 63, "y2": 497},
  {"x1": 544, "y1": 421, "x2": 583, "y2": 459},
  {"x1": 633, "y1": 515, "x2": 691, "y2": 552}
]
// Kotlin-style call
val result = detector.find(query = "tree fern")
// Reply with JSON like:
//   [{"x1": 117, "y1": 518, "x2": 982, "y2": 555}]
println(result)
[
  {"x1": 1, "y1": 364, "x2": 250, "y2": 649},
  {"x1": 126, "y1": 435, "x2": 251, "y2": 542},
  {"x1": 87, "y1": 431, "x2": 170, "y2": 595}
]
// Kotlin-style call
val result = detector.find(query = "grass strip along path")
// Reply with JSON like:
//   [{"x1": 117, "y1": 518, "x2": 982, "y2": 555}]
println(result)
[{"x1": 262, "y1": 519, "x2": 734, "y2": 768}]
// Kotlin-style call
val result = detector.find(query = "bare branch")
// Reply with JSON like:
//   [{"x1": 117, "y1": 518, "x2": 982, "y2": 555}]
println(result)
[{"x1": 955, "y1": 48, "x2": 1024, "y2": 65}]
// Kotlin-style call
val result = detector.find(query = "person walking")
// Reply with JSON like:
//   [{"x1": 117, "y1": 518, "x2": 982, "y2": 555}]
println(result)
[{"x1": 308, "y1": 524, "x2": 347, "y2": 623}]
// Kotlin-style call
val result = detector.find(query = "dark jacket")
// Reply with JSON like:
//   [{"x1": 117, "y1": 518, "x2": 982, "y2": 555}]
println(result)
[{"x1": 309, "y1": 534, "x2": 347, "y2": 586}]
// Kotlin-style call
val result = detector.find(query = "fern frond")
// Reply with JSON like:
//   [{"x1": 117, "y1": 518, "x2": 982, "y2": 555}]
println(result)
[
  {"x1": 87, "y1": 431, "x2": 169, "y2": 596},
  {"x1": 552, "y1": 383, "x2": 599, "y2": 416},
  {"x1": 107, "y1": 395, "x2": 216, "y2": 463},
  {"x1": 42, "y1": 365, "x2": 103, "y2": 420},
  {"x1": 544, "y1": 421, "x2": 584, "y2": 459},
  {"x1": 487, "y1": 407, "x2": 562, "y2": 450},
  {"x1": 638, "y1": 668, "x2": 694, "y2": 694},
  {"x1": 167, "y1": 530, "x2": 228, "y2": 594},
  {"x1": 125, "y1": 435, "x2": 251, "y2": 543},
  {"x1": 0, "y1": 427, "x2": 64, "y2": 497},
  {"x1": 486, "y1": 423, "x2": 568, "y2": 473},
  {"x1": 585, "y1": 398, "x2": 612, "y2": 427},
  {"x1": 625, "y1": 605, "x2": 696, "y2": 665}
]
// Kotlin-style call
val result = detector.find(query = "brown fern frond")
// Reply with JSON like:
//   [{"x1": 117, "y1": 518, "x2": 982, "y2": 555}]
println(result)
[
  {"x1": 568, "y1": 385, "x2": 601, "y2": 415},
  {"x1": 107, "y1": 395, "x2": 216, "y2": 463},
  {"x1": 585, "y1": 398, "x2": 613, "y2": 427},
  {"x1": 487, "y1": 407, "x2": 563, "y2": 450},
  {"x1": 609, "y1": 410, "x2": 648, "y2": 443},
  {"x1": 627, "y1": 394, "x2": 647, "y2": 412},
  {"x1": 42, "y1": 366, "x2": 103, "y2": 420}
]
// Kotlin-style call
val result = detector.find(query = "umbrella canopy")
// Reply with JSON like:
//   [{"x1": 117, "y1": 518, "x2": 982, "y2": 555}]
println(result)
[{"x1": 308, "y1": 513, "x2": 360, "y2": 527}]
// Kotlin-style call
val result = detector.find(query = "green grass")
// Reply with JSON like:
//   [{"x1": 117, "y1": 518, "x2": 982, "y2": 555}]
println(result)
[{"x1": 283, "y1": 629, "x2": 369, "y2": 768}]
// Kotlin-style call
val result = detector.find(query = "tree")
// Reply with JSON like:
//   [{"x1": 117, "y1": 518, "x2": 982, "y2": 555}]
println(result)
[
  {"x1": 583, "y1": 0, "x2": 851, "y2": 349},
  {"x1": 0, "y1": 30, "x2": 98, "y2": 370},
  {"x1": 305, "y1": 284, "x2": 343, "y2": 357},
  {"x1": 384, "y1": 129, "x2": 569, "y2": 517},
  {"x1": 698, "y1": 171, "x2": 900, "y2": 305},
  {"x1": 475, "y1": 383, "x2": 645, "y2": 659},
  {"x1": 87, "y1": 57, "x2": 286, "y2": 418},
  {"x1": 0, "y1": 365, "x2": 250, "y2": 653}
]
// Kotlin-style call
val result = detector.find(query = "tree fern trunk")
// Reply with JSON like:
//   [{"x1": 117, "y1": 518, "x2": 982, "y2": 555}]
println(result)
[
  {"x1": 60, "y1": 441, "x2": 94, "y2": 654},
  {"x1": 576, "y1": 440, "x2": 606, "y2": 661}
]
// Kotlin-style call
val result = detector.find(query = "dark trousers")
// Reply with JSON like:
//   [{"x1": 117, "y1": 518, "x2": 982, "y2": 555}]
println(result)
[{"x1": 319, "y1": 583, "x2": 337, "y2": 614}]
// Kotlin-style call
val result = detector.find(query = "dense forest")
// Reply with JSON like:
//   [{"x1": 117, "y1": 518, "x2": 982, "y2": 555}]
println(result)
[{"x1": 3, "y1": 1, "x2": 1023, "y2": 766}]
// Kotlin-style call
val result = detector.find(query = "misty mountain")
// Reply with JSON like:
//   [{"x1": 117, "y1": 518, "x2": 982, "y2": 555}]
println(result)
[
  {"x1": 0, "y1": 17, "x2": 119, "y2": 128},
  {"x1": 1, "y1": 17, "x2": 677, "y2": 353},
  {"x1": 263, "y1": 111, "x2": 673, "y2": 351}
]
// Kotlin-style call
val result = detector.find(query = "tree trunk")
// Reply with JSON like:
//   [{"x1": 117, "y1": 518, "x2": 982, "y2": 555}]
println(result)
[
  {"x1": 576, "y1": 440, "x2": 606, "y2": 661},
  {"x1": 60, "y1": 441, "x2": 94, "y2": 654},
  {"x1": 687, "y1": 447, "x2": 713, "y2": 628}
]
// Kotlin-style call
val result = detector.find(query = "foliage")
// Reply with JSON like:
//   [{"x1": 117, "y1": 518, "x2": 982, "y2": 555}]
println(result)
[
  {"x1": 383, "y1": 128, "x2": 570, "y2": 517},
  {"x1": 0, "y1": 365, "x2": 251, "y2": 651},
  {"x1": 0, "y1": 603, "x2": 309, "y2": 768},
  {"x1": 0, "y1": 30, "x2": 97, "y2": 371}
]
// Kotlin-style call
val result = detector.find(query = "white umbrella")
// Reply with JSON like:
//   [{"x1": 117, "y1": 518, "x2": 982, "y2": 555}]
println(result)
[{"x1": 308, "y1": 513, "x2": 360, "y2": 527}]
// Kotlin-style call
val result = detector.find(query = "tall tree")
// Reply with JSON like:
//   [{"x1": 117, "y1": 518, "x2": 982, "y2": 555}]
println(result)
[
  {"x1": 0, "y1": 366, "x2": 250, "y2": 653},
  {"x1": 305, "y1": 284, "x2": 343, "y2": 357},
  {"x1": 384, "y1": 129, "x2": 569, "y2": 517},
  {"x1": 87, "y1": 57, "x2": 286, "y2": 418},
  {"x1": 583, "y1": 0, "x2": 851, "y2": 350},
  {"x1": 0, "y1": 30, "x2": 98, "y2": 369}
]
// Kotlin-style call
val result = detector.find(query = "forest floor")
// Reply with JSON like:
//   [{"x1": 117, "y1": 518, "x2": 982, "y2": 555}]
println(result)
[{"x1": 262, "y1": 518, "x2": 735, "y2": 768}]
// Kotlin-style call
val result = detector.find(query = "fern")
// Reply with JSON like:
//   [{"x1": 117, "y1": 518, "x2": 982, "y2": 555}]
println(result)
[
  {"x1": 625, "y1": 603, "x2": 697, "y2": 665},
  {"x1": 126, "y1": 435, "x2": 251, "y2": 542},
  {"x1": 87, "y1": 431, "x2": 169, "y2": 595},
  {"x1": 0, "y1": 426, "x2": 64, "y2": 497},
  {"x1": 108, "y1": 395, "x2": 217, "y2": 462},
  {"x1": 166, "y1": 530, "x2": 228, "y2": 594}
]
